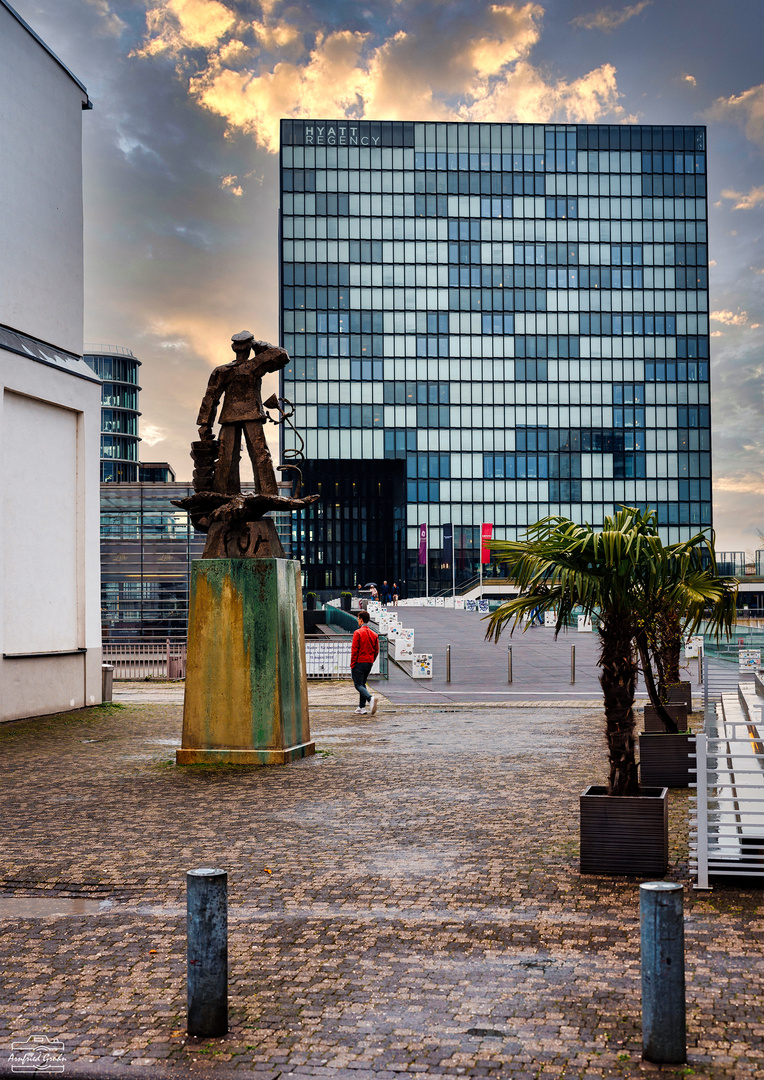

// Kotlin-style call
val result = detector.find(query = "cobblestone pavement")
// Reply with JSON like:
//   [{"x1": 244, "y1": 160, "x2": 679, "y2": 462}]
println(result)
[{"x1": 0, "y1": 696, "x2": 762, "y2": 1080}]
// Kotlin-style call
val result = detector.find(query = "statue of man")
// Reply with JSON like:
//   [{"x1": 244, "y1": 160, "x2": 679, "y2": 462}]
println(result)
[{"x1": 197, "y1": 331, "x2": 288, "y2": 496}]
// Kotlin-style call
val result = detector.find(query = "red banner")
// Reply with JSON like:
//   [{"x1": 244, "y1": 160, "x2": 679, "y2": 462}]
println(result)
[{"x1": 480, "y1": 522, "x2": 493, "y2": 564}]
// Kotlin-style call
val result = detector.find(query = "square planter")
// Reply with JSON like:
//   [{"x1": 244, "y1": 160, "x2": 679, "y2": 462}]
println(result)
[
  {"x1": 667, "y1": 681, "x2": 693, "y2": 712},
  {"x1": 580, "y1": 784, "x2": 668, "y2": 875},
  {"x1": 643, "y1": 702, "x2": 688, "y2": 732},
  {"x1": 639, "y1": 732, "x2": 695, "y2": 788}
]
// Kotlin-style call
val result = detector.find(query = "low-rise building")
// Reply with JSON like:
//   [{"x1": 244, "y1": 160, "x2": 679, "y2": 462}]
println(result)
[{"x1": 0, "y1": 0, "x2": 102, "y2": 720}]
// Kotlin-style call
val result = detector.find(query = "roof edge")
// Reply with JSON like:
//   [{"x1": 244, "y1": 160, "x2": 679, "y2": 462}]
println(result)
[{"x1": 1, "y1": 0, "x2": 92, "y2": 108}]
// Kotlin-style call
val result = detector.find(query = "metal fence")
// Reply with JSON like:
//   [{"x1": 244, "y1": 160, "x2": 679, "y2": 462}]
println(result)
[
  {"x1": 324, "y1": 604, "x2": 360, "y2": 632},
  {"x1": 305, "y1": 636, "x2": 389, "y2": 680},
  {"x1": 702, "y1": 628, "x2": 764, "y2": 662},
  {"x1": 703, "y1": 656, "x2": 762, "y2": 714},
  {"x1": 103, "y1": 639, "x2": 187, "y2": 679},
  {"x1": 104, "y1": 634, "x2": 390, "y2": 681},
  {"x1": 692, "y1": 670, "x2": 764, "y2": 886}
]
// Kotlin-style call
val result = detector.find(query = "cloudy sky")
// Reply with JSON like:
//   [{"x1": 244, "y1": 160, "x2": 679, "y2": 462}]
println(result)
[{"x1": 12, "y1": 0, "x2": 764, "y2": 551}]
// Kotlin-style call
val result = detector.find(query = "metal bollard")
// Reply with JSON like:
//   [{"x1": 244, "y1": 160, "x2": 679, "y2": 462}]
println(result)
[
  {"x1": 640, "y1": 881, "x2": 686, "y2": 1064},
  {"x1": 446, "y1": 644, "x2": 451, "y2": 683},
  {"x1": 187, "y1": 869, "x2": 228, "y2": 1037},
  {"x1": 507, "y1": 645, "x2": 513, "y2": 684},
  {"x1": 101, "y1": 664, "x2": 114, "y2": 703},
  {"x1": 570, "y1": 644, "x2": 576, "y2": 685}
]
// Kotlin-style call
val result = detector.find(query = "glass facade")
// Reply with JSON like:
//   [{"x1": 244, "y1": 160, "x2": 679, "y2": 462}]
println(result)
[
  {"x1": 83, "y1": 344, "x2": 142, "y2": 482},
  {"x1": 101, "y1": 484, "x2": 203, "y2": 640},
  {"x1": 279, "y1": 121, "x2": 711, "y2": 593},
  {"x1": 139, "y1": 462, "x2": 176, "y2": 483},
  {"x1": 101, "y1": 482, "x2": 263, "y2": 639}
]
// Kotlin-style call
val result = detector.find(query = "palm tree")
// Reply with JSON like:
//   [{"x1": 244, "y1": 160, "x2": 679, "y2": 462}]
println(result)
[
  {"x1": 647, "y1": 607, "x2": 683, "y2": 703},
  {"x1": 484, "y1": 507, "x2": 737, "y2": 796}
]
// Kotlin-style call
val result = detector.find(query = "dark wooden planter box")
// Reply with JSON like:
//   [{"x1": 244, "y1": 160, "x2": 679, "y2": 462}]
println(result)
[
  {"x1": 643, "y1": 702, "x2": 688, "y2": 732},
  {"x1": 341, "y1": 595, "x2": 352, "y2": 612},
  {"x1": 639, "y1": 732, "x2": 695, "y2": 788},
  {"x1": 580, "y1": 784, "x2": 668, "y2": 875},
  {"x1": 667, "y1": 681, "x2": 693, "y2": 712}
]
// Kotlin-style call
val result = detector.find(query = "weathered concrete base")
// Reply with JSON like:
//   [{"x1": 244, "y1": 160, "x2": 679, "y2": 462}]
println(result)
[
  {"x1": 178, "y1": 558, "x2": 314, "y2": 766},
  {"x1": 176, "y1": 742, "x2": 315, "y2": 765}
]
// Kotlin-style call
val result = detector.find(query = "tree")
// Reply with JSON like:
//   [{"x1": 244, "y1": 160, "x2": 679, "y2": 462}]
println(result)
[
  {"x1": 484, "y1": 507, "x2": 737, "y2": 796},
  {"x1": 647, "y1": 606, "x2": 683, "y2": 704}
]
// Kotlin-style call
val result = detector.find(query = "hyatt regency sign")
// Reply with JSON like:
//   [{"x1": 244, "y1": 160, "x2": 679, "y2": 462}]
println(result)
[
  {"x1": 307, "y1": 124, "x2": 377, "y2": 146},
  {"x1": 281, "y1": 120, "x2": 415, "y2": 148}
]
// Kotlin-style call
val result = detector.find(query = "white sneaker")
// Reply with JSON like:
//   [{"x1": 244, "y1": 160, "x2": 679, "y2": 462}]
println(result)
[
  {"x1": 369, "y1": 696, "x2": 379, "y2": 715},
  {"x1": 354, "y1": 706, "x2": 367, "y2": 714}
]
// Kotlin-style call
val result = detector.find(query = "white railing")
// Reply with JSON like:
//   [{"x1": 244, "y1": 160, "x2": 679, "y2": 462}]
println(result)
[
  {"x1": 306, "y1": 639, "x2": 352, "y2": 679},
  {"x1": 702, "y1": 655, "x2": 761, "y2": 719},
  {"x1": 102, "y1": 639, "x2": 186, "y2": 679},
  {"x1": 691, "y1": 672, "x2": 764, "y2": 887},
  {"x1": 305, "y1": 638, "x2": 385, "y2": 680}
]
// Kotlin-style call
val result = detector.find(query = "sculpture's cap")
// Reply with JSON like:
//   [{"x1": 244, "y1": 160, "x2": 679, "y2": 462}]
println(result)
[{"x1": 231, "y1": 330, "x2": 254, "y2": 345}]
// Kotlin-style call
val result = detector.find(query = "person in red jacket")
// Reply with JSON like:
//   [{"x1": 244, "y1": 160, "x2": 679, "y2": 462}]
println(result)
[{"x1": 350, "y1": 610, "x2": 379, "y2": 715}]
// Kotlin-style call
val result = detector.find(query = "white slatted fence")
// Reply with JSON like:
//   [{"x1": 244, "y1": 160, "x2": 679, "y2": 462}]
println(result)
[{"x1": 691, "y1": 670, "x2": 764, "y2": 887}]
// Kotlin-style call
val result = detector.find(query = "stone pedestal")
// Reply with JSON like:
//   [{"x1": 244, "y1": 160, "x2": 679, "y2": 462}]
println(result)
[{"x1": 177, "y1": 558, "x2": 314, "y2": 765}]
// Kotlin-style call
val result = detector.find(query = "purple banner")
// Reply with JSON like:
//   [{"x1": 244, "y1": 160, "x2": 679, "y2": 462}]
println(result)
[{"x1": 418, "y1": 523, "x2": 427, "y2": 566}]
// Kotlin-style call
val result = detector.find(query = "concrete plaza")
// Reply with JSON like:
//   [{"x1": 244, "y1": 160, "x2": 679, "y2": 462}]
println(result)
[
  {"x1": 377, "y1": 610, "x2": 652, "y2": 705},
  {"x1": 0, "y1": 670, "x2": 762, "y2": 1080}
]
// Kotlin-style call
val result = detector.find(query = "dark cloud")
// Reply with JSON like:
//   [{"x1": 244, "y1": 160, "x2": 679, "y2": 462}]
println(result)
[{"x1": 570, "y1": 1, "x2": 652, "y2": 34}]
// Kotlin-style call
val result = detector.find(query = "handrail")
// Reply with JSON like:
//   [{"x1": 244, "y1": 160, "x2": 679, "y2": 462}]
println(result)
[{"x1": 429, "y1": 574, "x2": 506, "y2": 598}]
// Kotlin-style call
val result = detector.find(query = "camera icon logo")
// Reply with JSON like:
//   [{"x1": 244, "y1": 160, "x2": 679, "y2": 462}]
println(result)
[{"x1": 9, "y1": 1035, "x2": 66, "y2": 1073}]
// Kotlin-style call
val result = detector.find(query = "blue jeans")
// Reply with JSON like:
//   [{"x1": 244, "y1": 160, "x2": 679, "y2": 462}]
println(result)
[{"x1": 352, "y1": 663, "x2": 373, "y2": 706}]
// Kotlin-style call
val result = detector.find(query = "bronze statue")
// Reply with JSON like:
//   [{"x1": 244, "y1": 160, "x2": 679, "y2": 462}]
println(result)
[
  {"x1": 172, "y1": 330, "x2": 317, "y2": 559},
  {"x1": 197, "y1": 332, "x2": 284, "y2": 496}
]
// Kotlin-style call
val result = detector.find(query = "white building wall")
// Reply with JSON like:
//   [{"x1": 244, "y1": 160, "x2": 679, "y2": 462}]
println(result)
[
  {"x1": 0, "y1": 3, "x2": 88, "y2": 354},
  {"x1": 0, "y1": 3, "x2": 101, "y2": 722}
]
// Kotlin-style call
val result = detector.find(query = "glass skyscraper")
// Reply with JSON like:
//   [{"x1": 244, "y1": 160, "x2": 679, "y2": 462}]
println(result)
[
  {"x1": 279, "y1": 121, "x2": 710, "y2": 593},
  {"x1": 84, "y1": 343, "x2": 141, "y2": 482}
]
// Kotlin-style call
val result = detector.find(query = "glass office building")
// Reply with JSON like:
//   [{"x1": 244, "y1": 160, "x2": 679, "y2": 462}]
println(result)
[
  {"x1": 100, "y1": 481, "x2": 261, "y2": 640},
  {"x1": 101, "y1": 483, "x2": 205, "y2": 639},
  {"x1": 84, "y1": 343, "x2": 141, "y2": 482},
  {"x1": 279, "y1": 121, "x2": 711, "y2": 592}
]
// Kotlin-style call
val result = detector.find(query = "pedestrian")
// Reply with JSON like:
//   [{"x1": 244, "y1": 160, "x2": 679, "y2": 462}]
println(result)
[
  {"x1": 370, "y1": 584, "x2": 379, "y2": 602},
  {"x1": 391, "y1": 582, "x2": 399, "y2": 606},
  {"x1": 380, "y1": 580, "x2": 390, "y2": 604},
  {"x1": 350, "y1": 610, "x2": 379, "y2": 716}
]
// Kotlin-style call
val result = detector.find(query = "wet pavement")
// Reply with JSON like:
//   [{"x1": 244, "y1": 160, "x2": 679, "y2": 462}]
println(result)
[
  {"x1": 378, "y1": 612, "x2": 629, "y2": 705},
  {"x1": 113, "y1": 612, "x2": 707, "y2": 710},
  {"x1": 0, "y1": 692, "x2": 761, "y2": 1080}
]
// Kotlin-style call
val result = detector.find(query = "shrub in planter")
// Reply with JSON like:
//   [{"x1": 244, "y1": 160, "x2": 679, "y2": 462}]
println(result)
[
  {"x1": 667, "y1": 682, "x2": 693, "y2": 712},
  {"x1": 340, "y1": 591, "x2": 352, "y2": 612},
  {"x1": 643, "y1": 702, "x2": 688, "y2": 733},
  {"x1": 580, "y1": 784, "x2": 668, "y2": 875},
  {"x1": 639, "y1": 732, "x2": 695, "y2": 788},
  {"x1": 306, "y1": 592, "x2": 317, "y2": 611},
  {"x1": 485, "y1": 507, "x2": 736, "y2": 875}
]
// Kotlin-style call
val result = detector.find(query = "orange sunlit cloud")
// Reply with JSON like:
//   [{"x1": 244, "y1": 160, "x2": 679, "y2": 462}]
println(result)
[{"x1": 136, "y1": 0, "x2": 624, "y2": 152}]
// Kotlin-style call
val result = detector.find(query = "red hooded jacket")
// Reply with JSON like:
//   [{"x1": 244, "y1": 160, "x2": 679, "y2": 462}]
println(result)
[{"x1": 351, "y1": 623, "x2": 379, "y2": 667}]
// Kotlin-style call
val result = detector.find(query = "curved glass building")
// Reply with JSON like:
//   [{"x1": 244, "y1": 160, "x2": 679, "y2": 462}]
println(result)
[{"x1": 83, "y1": 343, "x2": 141, "y2": 482}]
